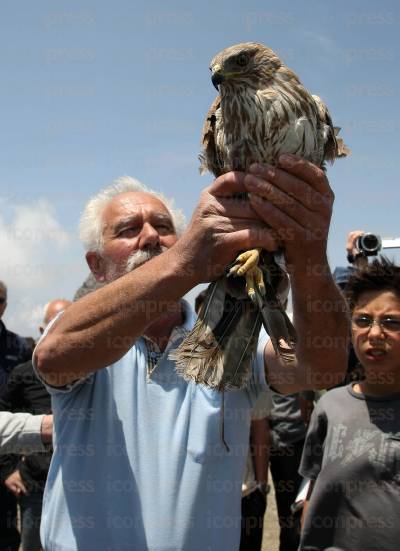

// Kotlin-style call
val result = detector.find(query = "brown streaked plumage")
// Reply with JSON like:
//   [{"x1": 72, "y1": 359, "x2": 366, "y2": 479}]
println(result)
[
  {"x1": 174, "y1": 42, "x2": 349, "y2": 391},
  {"x1": 200, "y1": 42, "x2": 348, "y2": 175}
]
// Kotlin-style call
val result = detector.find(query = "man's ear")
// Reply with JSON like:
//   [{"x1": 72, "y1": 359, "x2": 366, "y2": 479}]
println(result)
[{"x1": 86, "y1": 252, "x2": 106, "y2": 282}]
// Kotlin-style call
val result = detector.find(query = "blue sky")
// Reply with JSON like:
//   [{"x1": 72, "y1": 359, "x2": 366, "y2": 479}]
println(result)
[{"x1": 1, "y1": 0, "x2": 400, "y2": 335}]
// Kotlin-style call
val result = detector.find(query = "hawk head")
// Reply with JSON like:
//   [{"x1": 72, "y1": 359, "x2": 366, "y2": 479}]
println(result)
[{"x1": 209, "y1": 42, "x2": 282, "y2": 90}]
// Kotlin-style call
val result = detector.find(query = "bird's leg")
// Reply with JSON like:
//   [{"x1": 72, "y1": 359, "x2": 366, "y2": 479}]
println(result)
[{"x1": 228, "y1": 248, "x2": 265, "y2": 301}]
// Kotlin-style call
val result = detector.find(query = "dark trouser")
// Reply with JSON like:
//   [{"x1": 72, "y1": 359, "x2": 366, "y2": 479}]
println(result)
[
  {"x1": 269, "y1": 439, "x2": 305, "y2": 551},
  {"x1": 0, "y1": 484, "x2": 20, "y2": 551},
  {"x1": 19, "y1": 491, "x2": 43, "y2": 551},
  {"x1": 240, "y1": 488, "x2": 267, "y2": 551}
]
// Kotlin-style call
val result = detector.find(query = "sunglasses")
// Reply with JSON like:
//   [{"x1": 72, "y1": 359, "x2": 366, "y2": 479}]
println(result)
[
  {"x1": 0, "y1": 298, "x2": 6, "y2": 305},
  {"x1": 352, "y1": 315, "x2": 400, "y2": 333}
]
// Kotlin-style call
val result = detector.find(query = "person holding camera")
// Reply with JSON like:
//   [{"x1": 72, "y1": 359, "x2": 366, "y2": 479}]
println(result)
[
  {"x1": 334, "y1": 230, "x2": 382, "y2": 294},
  {"x1": 346, "y1": 230, "x2": 382, "y2": 269}
]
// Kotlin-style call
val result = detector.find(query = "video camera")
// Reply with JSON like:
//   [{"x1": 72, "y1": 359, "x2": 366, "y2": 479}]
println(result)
[
  {"x1": 355, "y1": 233, "x2": 382, "y2": 256},
  {"x1": 355, "y1": 234, "x2": 400, "y2": 259}
]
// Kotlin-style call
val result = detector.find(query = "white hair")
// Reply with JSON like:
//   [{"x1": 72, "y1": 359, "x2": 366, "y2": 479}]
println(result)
[{"x1": 79, "y1": 176, "x2": 186, "y2": 252}]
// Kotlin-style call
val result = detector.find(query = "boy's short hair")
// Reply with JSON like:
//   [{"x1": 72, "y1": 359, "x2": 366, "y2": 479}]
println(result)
[{"x1": 345, "y1": 257, "x2": 400, "y2": 312}]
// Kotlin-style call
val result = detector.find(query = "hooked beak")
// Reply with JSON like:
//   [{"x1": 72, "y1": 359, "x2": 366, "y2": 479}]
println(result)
[{"x1": 211, "y1": 64, "x2": 225, "y2": 90}]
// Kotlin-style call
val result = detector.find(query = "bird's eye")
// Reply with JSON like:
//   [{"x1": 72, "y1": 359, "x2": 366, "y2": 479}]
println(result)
[{"x1": 236, "y1": 54, "x2": 248, "y2": 67}]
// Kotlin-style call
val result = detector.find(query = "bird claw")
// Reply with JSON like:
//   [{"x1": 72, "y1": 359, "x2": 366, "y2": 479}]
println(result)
[
  {"x1": 229, "y1": 249, "x2": 266, "y2": 301},
  {"x1": 245, "y1": 266, "x2": 266, "y2": 301},
  {"x1": 228, "y1": 249, "x2": 260, "y2": 277}
]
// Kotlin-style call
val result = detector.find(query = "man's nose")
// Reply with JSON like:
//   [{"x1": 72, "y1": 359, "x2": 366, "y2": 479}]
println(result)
[{"x1": 138, "y1": 223, "x2": 160, "y2": 249}]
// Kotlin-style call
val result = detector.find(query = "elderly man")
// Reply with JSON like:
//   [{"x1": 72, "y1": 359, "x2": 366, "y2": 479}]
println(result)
[{"x1": 35, "y1": 158, "x2": 348, "y2": 551}]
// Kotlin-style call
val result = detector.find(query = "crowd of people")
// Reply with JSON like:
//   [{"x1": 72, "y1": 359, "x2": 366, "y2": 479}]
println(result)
[{"x1": 0, "y1": 156, "x2": 398, "y2": 551}]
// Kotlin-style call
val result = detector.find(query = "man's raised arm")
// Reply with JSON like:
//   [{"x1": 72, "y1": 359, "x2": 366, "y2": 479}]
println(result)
[
  {"x1": 34, "y1": 173, "x2": 277, "y2": 387},
  {"x1": 244, "y1": 155, "x2": 349, "y2": 393}
]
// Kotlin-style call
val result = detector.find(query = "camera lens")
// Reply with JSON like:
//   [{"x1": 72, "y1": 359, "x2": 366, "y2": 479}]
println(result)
[{"x1": 357, "y1": 233, "x2": 382, "y2": 256}]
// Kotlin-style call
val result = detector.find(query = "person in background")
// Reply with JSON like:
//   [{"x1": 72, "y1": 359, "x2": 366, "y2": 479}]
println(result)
[
  {"x1": 0, "y1": 412, "x2": 52, "y2": 455},
  {"x1": 345, "y1": 230, "x2": 370, "y2": 270},
  {"x1": 0, "y1": 282, "x2": 32, "y2": 394},
  {"x1": 0, "y1": 299, "x2": 70, "y2": 551},
  {"x1": 300, "y1": 258, "x2": 400, "y2": 551},
  {"x1": 240, "y1": 391, "x2": 272, "y2": 551},
  {"x1": 333, "y1": 230, "x2": 377, "y2": 294},
  {"x1": 269, "y1": 392, "x2": 314, "y2": 551},
  {"x1": 0, "y1": 281, "x2": 33, "y2": 551}
]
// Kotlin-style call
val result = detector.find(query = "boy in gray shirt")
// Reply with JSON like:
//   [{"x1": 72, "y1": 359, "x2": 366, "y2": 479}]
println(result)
[{"x1": 300, "y1": 258, "x2": 400, "y2": 551}]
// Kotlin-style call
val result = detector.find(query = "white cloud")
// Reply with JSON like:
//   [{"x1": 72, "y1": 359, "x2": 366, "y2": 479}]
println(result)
[
  {"x1": 0, "y1": 197, "x2": 86, "y2": 338},
  {"x1": 0, "y1": 199, "x2": 70, "y2": 289}
]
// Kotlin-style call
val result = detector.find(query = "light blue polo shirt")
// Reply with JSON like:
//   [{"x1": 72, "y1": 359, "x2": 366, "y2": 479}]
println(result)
[{"x1": 36, "y1": 303, "x2": 269, "y2": 551}]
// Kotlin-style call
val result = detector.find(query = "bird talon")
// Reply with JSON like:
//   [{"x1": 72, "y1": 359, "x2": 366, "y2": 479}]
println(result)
[
  {"x1": 230, "y1": 249, "x2": 268, "y2": 301},
  {"x1": 228, "y1": 264, "x2": 241, "y2": 277},
  {"x1": 230, "y1": 248, "x2": 261, "y2": 278}
]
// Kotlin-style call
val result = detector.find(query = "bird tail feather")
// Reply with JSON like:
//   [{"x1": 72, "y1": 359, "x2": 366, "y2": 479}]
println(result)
[
  {"x1": 254, "y1": 283, "x2": 296, "y2": 363},
  {"x1": 171, "y1": 280, "x2": 260, "y2": 390}
]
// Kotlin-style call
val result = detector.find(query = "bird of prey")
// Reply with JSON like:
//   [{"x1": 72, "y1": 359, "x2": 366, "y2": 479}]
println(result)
[{"x1": 174, "y1": 42, "x2": 349, "y2": 391}]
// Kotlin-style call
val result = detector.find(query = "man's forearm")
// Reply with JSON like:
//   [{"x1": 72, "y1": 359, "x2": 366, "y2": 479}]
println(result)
[
  {"x1": 35, "y1": 245, "x2": 197, "y2": 386},
  {"x1": 266, "y1": 256, "x2": 349, "y2": 393},
  {"x1": 291, "y1": 255, "x2": 349, "y2": 389}
]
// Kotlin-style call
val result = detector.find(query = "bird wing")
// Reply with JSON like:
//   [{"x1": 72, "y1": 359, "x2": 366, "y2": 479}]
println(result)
[
  {"x1": 199, "y1": 96, "x2": 224, "y2": 177},
  {"x1": 333, "y1": 126, "x2": 351, "y2": 158},
  {"x1": 312, "y1": 94, "x2": 350, "y2": 162}
]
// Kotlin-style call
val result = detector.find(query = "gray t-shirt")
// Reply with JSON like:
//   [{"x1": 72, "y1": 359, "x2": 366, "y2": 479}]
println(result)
[
  {"x1": 269, "y1": 393, "x2": 308, "y2": 447},
  {"x1": 299, "y1": 384, "x2": 400, "y2": 551}
]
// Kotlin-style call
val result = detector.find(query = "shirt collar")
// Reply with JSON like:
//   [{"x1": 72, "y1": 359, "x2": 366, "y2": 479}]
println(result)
[{"x1": 142, "y1": 299, "x2": 196, "y2": 352}]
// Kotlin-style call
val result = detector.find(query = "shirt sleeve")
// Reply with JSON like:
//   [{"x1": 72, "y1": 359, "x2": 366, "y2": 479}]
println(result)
[
  {"x1": 0, "y1": 412, "x2": 46, "y2": 455},
  {"x1": 32, "y1": 312, "x2": 91, "y2": 395},
  {"x1": 251, "y1": 389, "x2": 273, "y2": 420},
  {"x1": 298, "y1": 399, "x2": 328, "y2": 480}
]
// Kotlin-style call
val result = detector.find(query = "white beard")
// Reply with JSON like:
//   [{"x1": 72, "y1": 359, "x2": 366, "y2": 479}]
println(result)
[
  {"x1": 104, "y1": 246, "x2": 168, "y2": 282},
  {"x1": 125, "y1": 246, "x2": 168, "y2": 272}
]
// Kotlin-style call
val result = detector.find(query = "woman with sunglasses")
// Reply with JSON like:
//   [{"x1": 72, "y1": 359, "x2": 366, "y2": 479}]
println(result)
[{"x1": 299, "y1": 257, "x2": 400, "y2": 551}]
